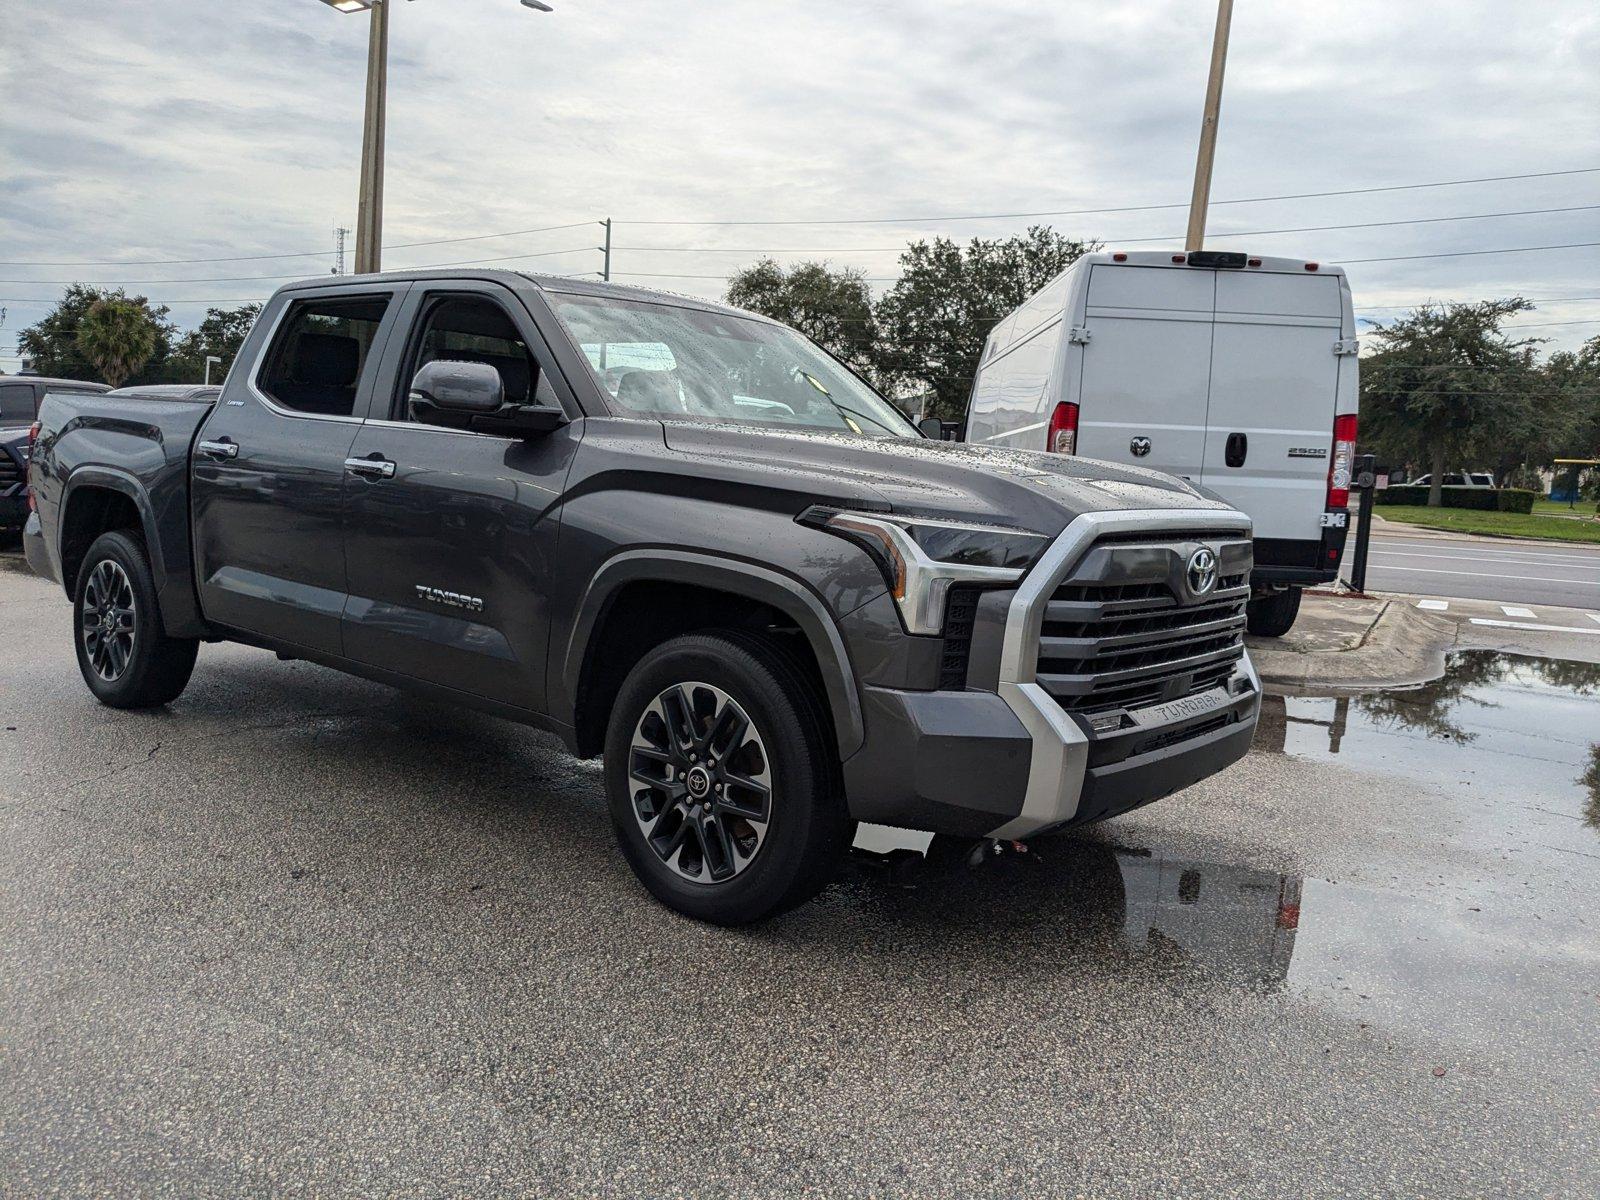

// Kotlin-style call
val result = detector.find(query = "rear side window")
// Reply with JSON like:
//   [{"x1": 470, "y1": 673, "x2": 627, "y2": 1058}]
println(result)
[
  {"x1": 258, "y1": 295, "x2": 390, "y2": 417},
  {"x1": 0, "y1": 383, "x2": 36, "y2": 426}
]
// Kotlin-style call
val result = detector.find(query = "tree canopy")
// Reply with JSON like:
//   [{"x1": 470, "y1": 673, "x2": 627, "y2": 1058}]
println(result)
[
  {"x1": 169, "y1": 303, "x2": 263, "y2": 384},
  {"x1": 17, "y1": 285, "x2": 175, "y2": 386},
  {"x1": 725, "y1": 260, "x2": 877, "y2": 379},
  {"x1": 75, "y1": 296, "x2": 165, "y2": 389}
]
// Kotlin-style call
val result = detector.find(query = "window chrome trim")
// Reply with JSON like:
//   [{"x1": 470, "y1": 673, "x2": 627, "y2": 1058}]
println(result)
[{"x1": 985, "y1": 507, "x2": 1255, "y2": 840}]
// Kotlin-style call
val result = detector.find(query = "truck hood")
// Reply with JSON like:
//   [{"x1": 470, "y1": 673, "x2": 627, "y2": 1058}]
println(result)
[{"x1": 658, "y1": 422, "x2": 1241, "y2": 537}]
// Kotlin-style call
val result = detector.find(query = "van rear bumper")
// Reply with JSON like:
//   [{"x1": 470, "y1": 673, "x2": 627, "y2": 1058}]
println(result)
[{"x1": 1251, "y1": 523, "x2": 1348, "y2": 587}]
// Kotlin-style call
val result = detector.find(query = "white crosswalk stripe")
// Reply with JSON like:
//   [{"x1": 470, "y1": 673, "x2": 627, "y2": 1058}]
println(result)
[
  {"x1": 1591, "y1": 614, "x2": 1600, "y2": 626},
  {"x1": 1470, "y1": 617, "x2": 1600, "y2": 636},
  {"x1": 1501, "y1": 605, "x2": 1537, "y2": 618},
  {"x1": 1416, "y1": 599, "x2": 1449, "y2": 611}
]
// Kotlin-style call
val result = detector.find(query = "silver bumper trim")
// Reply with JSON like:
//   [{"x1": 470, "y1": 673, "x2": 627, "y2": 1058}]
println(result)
[{"x1": 986, "y1": 508, "x2": 1253, "y2": 839}]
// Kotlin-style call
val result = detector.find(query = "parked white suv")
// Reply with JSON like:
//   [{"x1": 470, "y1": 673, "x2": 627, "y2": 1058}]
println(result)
[
  {"x1": 1410, "y1": 472, "x2": 1495, "y2": 488},
  {"x1": 961, "y1": 250, "x2": 1359, "y2": 637}
]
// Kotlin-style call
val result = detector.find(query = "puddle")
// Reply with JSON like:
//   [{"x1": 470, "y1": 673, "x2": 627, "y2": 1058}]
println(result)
[{"x1": 1257, "y1": 650, "x2": 1600, "y2": 831}]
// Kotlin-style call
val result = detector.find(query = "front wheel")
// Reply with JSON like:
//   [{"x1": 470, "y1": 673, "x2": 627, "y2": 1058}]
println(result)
[
  {"x1": 73, "y1": 530, "x2": 199, "y2": 708},
  {"x1": 1246, "y1": 586, "x2": 1302, "y2": 638},
  {"x1": 604, "y1": 631, "x2": 852, "y2": 924}
]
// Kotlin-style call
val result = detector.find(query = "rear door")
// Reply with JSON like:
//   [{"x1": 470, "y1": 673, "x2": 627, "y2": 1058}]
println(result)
[
  {"x1": 1200, "y1": 272, "x2": 1344, "y2": 540},
  {"x1": 191, "y1": 283, "x2": 407, "y2": 654},
  {"x1": 1074, "y1": 265, "x2": 1213, "y2": 483}
]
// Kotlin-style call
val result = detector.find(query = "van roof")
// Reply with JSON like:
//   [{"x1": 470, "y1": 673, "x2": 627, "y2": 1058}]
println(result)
[{"x1": 1073, "y1": 250, "x2": 1347, "y2": 277}]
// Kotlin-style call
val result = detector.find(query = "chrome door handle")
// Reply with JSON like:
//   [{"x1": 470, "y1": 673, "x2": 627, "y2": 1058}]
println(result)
[
  {"x1": 344, "y1": 456, "x2": 396, "y2": 479},
  {"x1": 198, "y1": 439, "x2": 239, "y2": 459}
]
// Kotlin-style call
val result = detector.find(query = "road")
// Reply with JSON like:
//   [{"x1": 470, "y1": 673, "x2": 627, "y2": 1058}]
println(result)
[
  {"x1": 4, "y1": 553, "x2": 1600, "y2": 1197},
  {"x1": 1361, "y1": 526, "x2": 1600, "y2": 610}
]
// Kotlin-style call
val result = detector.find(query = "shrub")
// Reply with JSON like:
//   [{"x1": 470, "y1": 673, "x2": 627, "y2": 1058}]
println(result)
[{"x1": 1374, "y1": 486, "x2": 1536, "y2": 514}]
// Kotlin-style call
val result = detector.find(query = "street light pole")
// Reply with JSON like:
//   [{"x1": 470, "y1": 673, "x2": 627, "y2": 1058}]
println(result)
[
  {"x1": 1184, "y1": 0, "x2": 1235, "y2": 252},
  {"x1": 354, "y1": 0, "x2": 389, "y2": 274}
]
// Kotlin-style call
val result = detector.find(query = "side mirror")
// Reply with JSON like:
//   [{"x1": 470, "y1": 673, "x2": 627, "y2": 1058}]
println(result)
[
  {"x1": 918, "y1": 416, "x2": 946, "y2": 441},
  {"x1": 410, "y1": 359, "x2": 504, "y2": 413}
]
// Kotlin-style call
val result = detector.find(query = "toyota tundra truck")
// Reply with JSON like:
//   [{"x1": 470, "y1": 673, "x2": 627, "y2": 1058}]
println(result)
[{"x1": 25, "y1": 270, "x2": 1261, "y2": 924}]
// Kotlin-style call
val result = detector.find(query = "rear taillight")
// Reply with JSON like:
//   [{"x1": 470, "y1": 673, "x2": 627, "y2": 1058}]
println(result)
[
  {"x1": 26, "y1": 421, "x2": 41, "y2": 512},
  {"x1": 1327, "y1": 413, "x2": 1357, "y2": 508},
  {"x1": 1046, "y1": 401, "x2": 1079, "y2": 455}
]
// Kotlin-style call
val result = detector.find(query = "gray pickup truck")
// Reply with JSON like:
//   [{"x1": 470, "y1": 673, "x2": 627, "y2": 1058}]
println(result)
[{"x1": 25, "y1": 270, "x2": 1260, "y2": 923}]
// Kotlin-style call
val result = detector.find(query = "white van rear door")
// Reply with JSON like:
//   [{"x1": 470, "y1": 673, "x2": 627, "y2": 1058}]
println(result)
[
  {"x1": 1201, "y1": 273, "x2": 1344, "y2": 541},
  {"x1": 1075, "y1": 266, "x2": 1213, "y2": 483}
]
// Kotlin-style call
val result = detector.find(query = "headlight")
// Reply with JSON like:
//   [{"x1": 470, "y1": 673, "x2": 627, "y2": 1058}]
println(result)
[{"x1": 803, "y1": 508, "x2": 1048, "y2": 635}]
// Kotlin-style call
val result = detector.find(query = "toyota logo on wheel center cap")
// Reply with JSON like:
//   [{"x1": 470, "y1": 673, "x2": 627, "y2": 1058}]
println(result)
[
  {"x1": 685, "y1": 766, "x2": 712, "y2": 798},
  {"x1": 1186, "y1": 547, "x2": 1218, "y2": 596}
]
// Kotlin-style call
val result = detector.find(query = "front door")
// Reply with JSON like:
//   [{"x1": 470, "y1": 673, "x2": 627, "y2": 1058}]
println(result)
[
  {"x1": 191, "y1": 284, "x2": 406, "y2": 654},
  {"x1": 340, "y1": 283, "x2": 581, "y2": 712}
]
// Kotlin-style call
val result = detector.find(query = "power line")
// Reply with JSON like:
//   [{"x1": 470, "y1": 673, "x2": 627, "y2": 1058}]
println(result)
[
  {"x1": 0, "y1": 221, "x2": 602, "y2": 268},
  {"x1": 613, "y1": 205, "x2": 1600, "y2": 255},
  {"x1": 614, "y1": 167, "x2": 1600, "y2": 227},
  {"x1": 1340, "y1": 241, "x2": 1600, "y2": 265}
]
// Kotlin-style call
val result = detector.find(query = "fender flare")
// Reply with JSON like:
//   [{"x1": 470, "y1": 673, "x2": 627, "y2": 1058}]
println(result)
[
  {"x1": 59, "y1": 466, "x2": 166, "y2": 595},
  {"x1": 560, "y1": 549, "x2": 865, "y2": 759}
]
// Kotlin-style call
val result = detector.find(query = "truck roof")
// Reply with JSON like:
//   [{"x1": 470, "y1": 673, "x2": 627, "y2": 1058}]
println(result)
[{"x1": 274, "y1": 268, "x2": 778, "y2": 326}]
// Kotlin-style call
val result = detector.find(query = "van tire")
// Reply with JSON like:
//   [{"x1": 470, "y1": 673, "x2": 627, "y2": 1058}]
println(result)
[
  {"x1": 1246, "y1": 586, "x2": 1302, "y2": 638},
  {"x1": 73, "y1": 530, "x2": 200, "y2": 708},
  {"x1": 604, "y1": 630, "x2": 854, "y2": 925}
]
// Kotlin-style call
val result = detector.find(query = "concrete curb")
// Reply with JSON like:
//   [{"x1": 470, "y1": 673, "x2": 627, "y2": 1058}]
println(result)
[{"x1": 1248, "y1": 599, "x2": 1454, "y2": 693}]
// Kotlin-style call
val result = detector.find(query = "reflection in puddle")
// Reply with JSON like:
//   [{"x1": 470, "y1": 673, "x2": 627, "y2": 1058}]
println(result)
[
  {"x1": 1256, "y1": 651, "x2": 1600, "y2": 832},
  {"x1": 849, "y1": 832, "x2": 1303, "y2": 992}
]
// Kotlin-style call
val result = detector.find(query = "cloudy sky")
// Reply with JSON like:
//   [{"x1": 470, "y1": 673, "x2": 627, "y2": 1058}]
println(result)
[{"x1": 4, "y1": 0, "x2": 1598, "y2": 369}]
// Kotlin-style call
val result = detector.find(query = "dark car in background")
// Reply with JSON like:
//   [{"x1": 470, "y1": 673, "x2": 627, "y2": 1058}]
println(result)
[{"x1": 1, "y1": 377, "x2": 111, "y2": 542}]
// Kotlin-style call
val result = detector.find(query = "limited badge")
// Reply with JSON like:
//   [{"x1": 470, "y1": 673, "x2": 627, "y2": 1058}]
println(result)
[{"x1": 1130, "y1": 436, "x2": 1152, "y2": 458}]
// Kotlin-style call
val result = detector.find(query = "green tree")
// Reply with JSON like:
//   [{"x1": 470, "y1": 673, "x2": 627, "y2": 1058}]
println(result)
[
  {"x1": 76, "y1": 297, "x2": 162, "y2": 388},
  {"x1": 726, "y1": 260, "x2": 877, "y2": 379},
  {"x1": 872, "y1": 226, "x2": 1096, "y2": 418},
  {"x1": 1359, "y1": 299, "x2": 1540, "y2": 505},
  {"x1": 169, "y1": 303, "x2": 263, "y2": 384},
  {"x1": 17, "y1": 285, "x2": 176, "y2": 386}
]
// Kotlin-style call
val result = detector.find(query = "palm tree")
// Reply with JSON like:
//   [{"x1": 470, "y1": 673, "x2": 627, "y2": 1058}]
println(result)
[{"x1": 76, "y1": 298, "x2": 159, "y2": 388}]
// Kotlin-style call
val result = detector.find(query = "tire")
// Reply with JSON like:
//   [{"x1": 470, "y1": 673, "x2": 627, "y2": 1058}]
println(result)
[
  {"x1": 1246, "y1": 586, "x2": 1302, "y2": 638},
  {"x1": 604, "y1": 630, "x2": 853, "y2": 924},
  {"x1": 73, "y1": 530, "x2": 199, "y2": 709}
]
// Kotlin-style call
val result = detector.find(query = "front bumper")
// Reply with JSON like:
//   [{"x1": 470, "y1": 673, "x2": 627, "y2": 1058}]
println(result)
[{"x1": 843, "y1": 508, "x2": 1261, "y2": 840}]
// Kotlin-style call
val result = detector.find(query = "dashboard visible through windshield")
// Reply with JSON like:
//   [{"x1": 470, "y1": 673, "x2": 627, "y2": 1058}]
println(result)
[{"x1": 550, "y1": 293, "x2": 917, "y2": 439}]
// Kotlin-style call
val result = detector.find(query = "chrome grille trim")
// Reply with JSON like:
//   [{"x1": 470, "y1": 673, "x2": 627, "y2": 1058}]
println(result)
[{"x1": 987, "y1": 509, "x2": 1256, "y2": 840}]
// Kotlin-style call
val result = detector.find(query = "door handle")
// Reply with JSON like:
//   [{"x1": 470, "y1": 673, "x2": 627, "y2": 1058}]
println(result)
[
  {"x1": 344, "y1": 455, "x2": 396, "y2": 480},
  {"x1": 1224, "y1": 432, "x2": 1248, "y2": 468},
  {"x1": 198, "y1": 439, "x2": 239, "y2": 460}
]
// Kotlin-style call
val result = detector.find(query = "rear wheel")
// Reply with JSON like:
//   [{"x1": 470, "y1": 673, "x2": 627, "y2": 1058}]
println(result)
[
  {"x1": 1246, "y1": 586, "x2": 1302, "y2": 638},
  {"x1": 73, "y1": 530, "x2": 199, "y2": 708},
  {"x1": 604, "y1": 631, "x2": 852, "y2": 924}
]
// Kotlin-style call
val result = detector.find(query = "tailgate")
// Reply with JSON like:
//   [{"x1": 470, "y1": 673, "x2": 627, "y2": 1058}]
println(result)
[{"x1": 1199, "y1": 272, "x2": 1345, "y2": 541}]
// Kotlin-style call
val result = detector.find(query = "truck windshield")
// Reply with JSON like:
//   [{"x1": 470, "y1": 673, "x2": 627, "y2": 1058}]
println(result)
[{"x1": 550, "y1": 293, "x2": 917, "y2": 439}]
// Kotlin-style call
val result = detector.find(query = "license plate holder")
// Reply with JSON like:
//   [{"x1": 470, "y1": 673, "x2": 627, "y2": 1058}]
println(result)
[{"x1": 1128, "y1": 686, "x2": 1231, "y2": 728}]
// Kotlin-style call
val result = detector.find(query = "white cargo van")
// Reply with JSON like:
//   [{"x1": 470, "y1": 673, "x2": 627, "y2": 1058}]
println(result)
[{"x1": 961, "y1": 250, "x2": 1359, "y2": 636}]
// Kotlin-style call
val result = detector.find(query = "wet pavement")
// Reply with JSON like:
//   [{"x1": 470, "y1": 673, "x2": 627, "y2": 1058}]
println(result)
[{"x1": 3, "y1": 560, "x2": 1599, "y2": 1197}]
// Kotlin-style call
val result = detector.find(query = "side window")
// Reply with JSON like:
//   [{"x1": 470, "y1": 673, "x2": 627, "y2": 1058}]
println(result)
[
  {"x1": 0, "y1": 384, "x2": 37, "y2": 426},
  {"x1": 258, "y1": 295, "x2": 391, "y2": 417},
  {"x1": 398, "y1": 294, "x2": 539, "y2": 426}
]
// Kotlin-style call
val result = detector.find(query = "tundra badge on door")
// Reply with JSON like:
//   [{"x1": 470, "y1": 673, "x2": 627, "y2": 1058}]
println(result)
[{"x1": 415, "y1": 585, "x2": 484, "y2": 613}]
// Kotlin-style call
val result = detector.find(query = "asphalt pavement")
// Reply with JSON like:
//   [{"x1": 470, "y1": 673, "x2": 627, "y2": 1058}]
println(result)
[
  {"x1": 4, "y1": 552, "x2": 1600, "y2": 1197},
  {"x1": 1361, "y1": 524, "x2": 1600, "y2": 609}
]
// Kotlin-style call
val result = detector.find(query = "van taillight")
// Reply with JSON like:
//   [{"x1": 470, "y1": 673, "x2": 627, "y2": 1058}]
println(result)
[
  {"x1": 1327, "y1": 413, "x2": 1357, "y2": 508},
  {"x1": 1047, "y1": 401, "x2": 1079, "y2": 455}
]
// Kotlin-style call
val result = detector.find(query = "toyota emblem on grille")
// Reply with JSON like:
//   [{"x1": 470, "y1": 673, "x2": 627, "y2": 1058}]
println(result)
[
  {"x1": 1130, "y1": 436, "x2": 1152, "y2": 458},
  {"x1": 1186, "y1": 547, "x2": 1218, "y2": 596}
]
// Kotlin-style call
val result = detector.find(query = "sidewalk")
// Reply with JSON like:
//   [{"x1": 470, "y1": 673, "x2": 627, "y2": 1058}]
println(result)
[{"x1": 1248, "y1": 586, "x2": 1600, "y2": 693}]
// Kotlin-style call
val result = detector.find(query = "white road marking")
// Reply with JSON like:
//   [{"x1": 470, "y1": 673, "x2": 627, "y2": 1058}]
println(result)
[
  {"x1": 1470, "y1": 617, "x2": 1600, "y2": 636},
  {"x1": 1368, "y1": 549, "x2": 1600, "y2": 572},
  {"x1": 1370, "y1": 537, "x2": 1600, "y2": 562},
  {"x1": 1369, "y1": 564, "x2": 1600, "y2": 588},
  {"x1": 1591, "y1": 614, "x2": 1600, "y2": 626},
  {"x1": 1416, "y1": 599, "x2": 1449, "y2": 611},
  {"x1": 1501, "y1": 605, "x2": 1537, "y2": 618}
]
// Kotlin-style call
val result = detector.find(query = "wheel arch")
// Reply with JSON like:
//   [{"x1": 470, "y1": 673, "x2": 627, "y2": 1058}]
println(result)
[
  {"x1": 559, "y1": 551, "x2": 864, "y2": 762},
  {"x1": 58, "y1": 469, "x2": 161, "y2": 600}
]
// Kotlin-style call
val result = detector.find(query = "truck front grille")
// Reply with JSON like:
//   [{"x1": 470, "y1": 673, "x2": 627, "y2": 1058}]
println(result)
[{"x1": 1034, "y1": 533, "x2": 1251, "y2": 718}]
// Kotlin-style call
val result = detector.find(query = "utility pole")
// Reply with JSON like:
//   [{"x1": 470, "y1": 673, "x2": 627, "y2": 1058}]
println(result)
[
  {"x1": 353, "y1": 0, "x2": 389, "y2": 274},
  {"x1": 333, "y1": 226, "x2": 350, "y2": 275},
  {"x1": 1184, "y1": 0, "x2": 1235, "y2": 252},
  {"x1": 601, "y1": 218, "x2": 612, "y2": 281}
]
